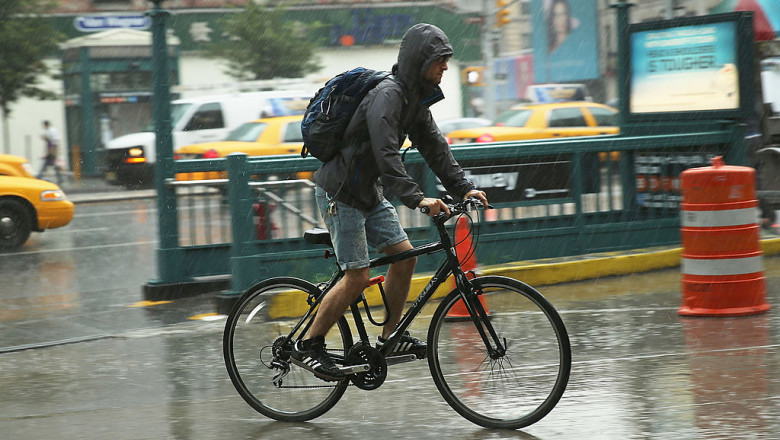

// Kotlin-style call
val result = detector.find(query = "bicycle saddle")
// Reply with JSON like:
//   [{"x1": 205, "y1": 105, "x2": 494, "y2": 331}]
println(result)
[{"x1": 304, "y1": 228, "x2": 333, "y2": 247}]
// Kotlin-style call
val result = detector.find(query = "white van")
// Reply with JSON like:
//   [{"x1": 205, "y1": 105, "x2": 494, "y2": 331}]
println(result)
[{"x1": 103, "y1": 90, "x2": 311, "y2": 187}]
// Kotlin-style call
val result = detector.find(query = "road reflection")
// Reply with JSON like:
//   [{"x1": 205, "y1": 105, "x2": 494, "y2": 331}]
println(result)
[{"x1": 683, "y1": 314, "x2": 773, "y2": 437}]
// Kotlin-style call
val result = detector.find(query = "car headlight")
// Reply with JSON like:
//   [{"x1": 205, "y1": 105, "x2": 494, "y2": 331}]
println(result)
[
  {"x1": 126, "y1": 147, "x2": 147, "y2": 164},
  {"x1": 41, "y1": 190, "x2": 65, "y2": 201}
]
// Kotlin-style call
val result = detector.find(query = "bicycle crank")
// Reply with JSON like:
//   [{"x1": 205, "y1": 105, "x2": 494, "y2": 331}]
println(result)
[{"x1": 345, "y1": 343, "x2": 387, "y2": 390}]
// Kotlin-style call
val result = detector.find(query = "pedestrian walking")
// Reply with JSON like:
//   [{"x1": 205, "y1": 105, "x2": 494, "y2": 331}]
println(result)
[{"x1": 37, "y1": 120, "x2": 63, "y2": 184}]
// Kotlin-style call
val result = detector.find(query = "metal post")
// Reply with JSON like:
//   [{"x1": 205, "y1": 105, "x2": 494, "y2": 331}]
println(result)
[
  {"x1": 226, "y1": 153, "x2": 255, "y2": 295},
  {"x1": 611, "y1": 2, "x2": 636, "y2": 218},
  {"x1": 148, "y1": 0, "x2": 184, "y2": 283},
  {"x1": 482, "y1": 0, "x2": 496, "y2": 121},
  {"x1": 611, "y1": 2, "x2": 634, "y2": 129},
  {"x1": 78, "y1": 46, "x2": 97, "y2": 176}
]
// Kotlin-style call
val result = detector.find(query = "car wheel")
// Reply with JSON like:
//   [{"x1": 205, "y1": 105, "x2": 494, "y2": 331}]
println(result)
[{"x1": 0, "y1": 199, "x2": 33, "y2": 251}]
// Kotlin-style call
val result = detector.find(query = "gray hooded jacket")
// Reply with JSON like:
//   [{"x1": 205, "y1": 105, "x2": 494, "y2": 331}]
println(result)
[{"x1": 313, "y1": 23, "x2": 474, "y2": 211}]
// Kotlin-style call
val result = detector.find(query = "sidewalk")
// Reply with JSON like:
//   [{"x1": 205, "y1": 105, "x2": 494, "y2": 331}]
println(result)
[{"x1": 59, "y1": 176, "x2": 156, "y2": 204}]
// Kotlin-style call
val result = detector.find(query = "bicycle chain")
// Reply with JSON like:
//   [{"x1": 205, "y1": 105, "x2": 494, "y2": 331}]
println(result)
[
  {"x1": 271, "y1": 347, "x2": 357, "y2": 389},
  {"x1": 274, "y1": 383, "x2": 356, "y2": 389}
]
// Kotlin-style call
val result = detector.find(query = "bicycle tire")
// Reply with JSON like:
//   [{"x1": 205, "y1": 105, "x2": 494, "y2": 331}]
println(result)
[
  {"x1": 223, "y1": 277, "x2": 352, "y2": 422},
  {"x1": 427, "y1": 276, "x2": 571, "y2": 429},
  {"x1": 0, "y1": 199, "x2": 32, "y2": 250}
]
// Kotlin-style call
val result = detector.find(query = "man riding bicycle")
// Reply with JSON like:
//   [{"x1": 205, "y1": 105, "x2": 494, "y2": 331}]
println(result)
[{"x1": 291, "y1": 23, "x2": 489, "y2": 381}]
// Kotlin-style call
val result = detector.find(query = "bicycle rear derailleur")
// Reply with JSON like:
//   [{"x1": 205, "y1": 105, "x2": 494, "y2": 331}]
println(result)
[{"x1": 268, "y1": 336, "x2": 291, "y2": 387}]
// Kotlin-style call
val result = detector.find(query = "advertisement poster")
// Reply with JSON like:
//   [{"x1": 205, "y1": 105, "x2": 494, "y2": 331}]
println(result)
[
  {"x1": 634, "y1": 152, "x2": 717, "y2": 209},
  {"x1": 531, "y1": 0, "x2": 600, "y2": 83},
  {"x1": 630, "y1": 21, "x2": 739, "y2": 113}
]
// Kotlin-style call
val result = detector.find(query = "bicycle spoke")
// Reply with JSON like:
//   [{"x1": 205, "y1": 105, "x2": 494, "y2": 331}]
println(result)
[
  {"x1": 224, "y1": 278, "x2": 351, "y2": 422},
  {"x1": 428, "y1": 276, "x2": 571, "y2": 429}
]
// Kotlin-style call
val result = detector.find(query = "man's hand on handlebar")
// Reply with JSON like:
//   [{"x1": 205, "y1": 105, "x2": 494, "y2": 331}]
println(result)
[
  {"x1": 418, "y1": 190, "x2": 490, "y2": 217},
  {"x1": 463, "y1": 189, "x2": 489, "y2": 208},
  {"x1": 418, "y1": 197, "x2": 450, "y2": 217}
]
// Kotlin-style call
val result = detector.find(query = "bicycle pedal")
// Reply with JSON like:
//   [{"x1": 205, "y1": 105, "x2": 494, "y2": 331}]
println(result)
[
  {"x1": 385, "y1": 354, "x2": 418, "y2": 365},
  {"x1": 339, "y1": 364, "x2": 370, "y2": 375}
]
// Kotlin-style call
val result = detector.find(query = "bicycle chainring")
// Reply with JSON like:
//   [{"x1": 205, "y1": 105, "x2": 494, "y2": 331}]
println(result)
[
  {"x1": 346, "y1": 343, "x2": 387, "y2": 390},
  {"x1": 271, "y1": 335, "x2": 292, "y2": 361}
]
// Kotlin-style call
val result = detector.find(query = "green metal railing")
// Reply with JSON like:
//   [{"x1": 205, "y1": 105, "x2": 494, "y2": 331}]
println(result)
[
  {"x1": 143, "y1": 2, "x2": 752, "y2": 301},
  {"x1": 153, "y1": 124, "x2": 742, "y2": 300}
]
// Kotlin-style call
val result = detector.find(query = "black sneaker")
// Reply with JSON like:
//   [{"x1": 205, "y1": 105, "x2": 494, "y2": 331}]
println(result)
[
  {"x1": 377, "y1": 331, "x2": 427, "y2": 358},
  {"x1": 290, "y1": 335, "x2": 346, "y2": 382}
]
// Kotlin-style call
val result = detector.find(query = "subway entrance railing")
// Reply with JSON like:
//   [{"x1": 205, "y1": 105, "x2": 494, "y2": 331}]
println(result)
[{"x1": 143, "y1": 124, "x2": 745, "y2": 302}]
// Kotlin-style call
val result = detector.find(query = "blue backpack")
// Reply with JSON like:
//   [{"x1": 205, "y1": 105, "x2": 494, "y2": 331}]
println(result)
[{"x1": 301, "y1": 67, "x2": 392, "y2": 162}]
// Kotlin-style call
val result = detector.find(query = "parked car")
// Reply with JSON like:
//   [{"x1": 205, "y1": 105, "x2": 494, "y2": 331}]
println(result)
[
  {"x1": 446, "y1": 102, "x2": 618, "y2": 144},
  {"x1": 0, "y1": 175, "x2": 74, "y2": 250},
  {"x1": 174, "y1": 115, "x2": 305, "y2": 181},
  {"x1": 0, "y1": 153, "x2": 35, "y2": 178}
]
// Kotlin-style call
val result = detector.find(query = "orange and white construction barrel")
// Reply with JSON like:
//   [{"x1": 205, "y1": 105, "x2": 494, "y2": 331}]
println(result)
[{"x1": 678, "y1": 156, "x2": 770, "y2": 316}]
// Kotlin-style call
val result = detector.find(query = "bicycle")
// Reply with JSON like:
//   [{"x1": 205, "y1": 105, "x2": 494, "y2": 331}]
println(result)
[{"x1": 223, "y1": 197, "x2": 571, "y2": 429}]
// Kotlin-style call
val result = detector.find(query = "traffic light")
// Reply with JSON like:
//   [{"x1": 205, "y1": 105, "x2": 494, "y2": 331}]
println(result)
[
  {"x1": 462, "y1": 66, "x2": 486, "y2": 86},
  {"x1": 496, "y1": 0, "x2": 511, "y2": 29}
]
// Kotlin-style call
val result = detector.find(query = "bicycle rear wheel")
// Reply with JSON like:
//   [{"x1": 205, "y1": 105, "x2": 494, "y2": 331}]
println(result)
[
  {"x1": 428, "y1": 276, "x2": 571, "y2": 429},
  {"x1": 223, "y1": 277, "x2": 352, "y2": 422}
]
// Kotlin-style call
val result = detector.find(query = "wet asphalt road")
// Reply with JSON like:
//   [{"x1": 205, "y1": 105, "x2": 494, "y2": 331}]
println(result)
[{"x1": 1, "y1": 198, "x2": 778, "y2": 439}]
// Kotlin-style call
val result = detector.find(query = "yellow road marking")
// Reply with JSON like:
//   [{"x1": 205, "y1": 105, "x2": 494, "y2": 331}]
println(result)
[
  {"x1": 127, "y1": 300, "x2": 172, "y2": 308},
  {"x1": 188, "y1": 313, "x2": 225, "y2": 321}
]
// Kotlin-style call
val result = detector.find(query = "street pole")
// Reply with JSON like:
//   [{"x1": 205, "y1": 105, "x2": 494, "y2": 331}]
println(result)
[
  {"x1": 611, "y1": 2, "x2": 634, "y2": 129},
  {"x1": 148, "y1": 0, "x2": 183, "y2": 284},
  {"x1": 482, "y1": 0, "x2": 496, "y2": 121}
]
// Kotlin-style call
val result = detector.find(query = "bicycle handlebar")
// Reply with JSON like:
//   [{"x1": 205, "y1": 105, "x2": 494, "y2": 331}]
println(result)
[{"x1": 420, "y1": 196, "x2": 493, "y2": 222}]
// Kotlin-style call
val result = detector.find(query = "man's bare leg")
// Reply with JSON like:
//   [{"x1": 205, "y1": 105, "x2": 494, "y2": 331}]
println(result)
[
  {"x1": 307, "y1": 267, "x2": 369, "y2": 338},
  {"x1": 379, "y1": 240, "x2": 416, "y2": 339}
]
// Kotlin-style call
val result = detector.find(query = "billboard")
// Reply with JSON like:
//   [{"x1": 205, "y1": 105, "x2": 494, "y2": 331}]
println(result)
[
  {"x1": 630, "y1": 21, "x2": 739, "y2": 113},
  {"x1": 531, "y1": 0, "x2": 600, "y2": 83},
  {"x1": 626, "y1": 12, "x2": 755, "y2": 122}
]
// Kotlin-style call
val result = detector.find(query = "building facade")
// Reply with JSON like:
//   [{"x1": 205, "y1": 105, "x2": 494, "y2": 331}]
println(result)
[{"x1": 3, "y1": 0, "x2": 761, "y2": 172}]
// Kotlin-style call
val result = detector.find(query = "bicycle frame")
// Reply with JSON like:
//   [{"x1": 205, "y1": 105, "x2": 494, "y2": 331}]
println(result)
[{"x1": 289, "y1": 209, "x2": 506, "y2": 366}]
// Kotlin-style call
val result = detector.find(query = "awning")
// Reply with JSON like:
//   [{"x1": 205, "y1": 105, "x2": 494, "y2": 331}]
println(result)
[{"x1": 710, "y1": 0, "x2": 780, "y2": 41}]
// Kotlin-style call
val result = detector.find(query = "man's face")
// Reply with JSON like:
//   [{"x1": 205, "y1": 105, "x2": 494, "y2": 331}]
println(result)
[{"x1": 424, "y1": 56, "x2": 450, "y2": 85}]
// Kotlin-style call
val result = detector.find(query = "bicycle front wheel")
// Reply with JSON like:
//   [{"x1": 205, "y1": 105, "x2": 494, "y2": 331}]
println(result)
[
  {"x1": 223, "y1": 277, "x2": 352, "y2": 422},
  {"x1": 428, "y1": 276, "x2": 571, "y2": 429}
]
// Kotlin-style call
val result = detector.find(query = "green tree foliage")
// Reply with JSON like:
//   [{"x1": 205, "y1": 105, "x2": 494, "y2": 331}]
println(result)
[
  {"x1": 0, "y1": 0, "x2": 63, "y2": 153},
  {"x1": 208, "y1": 4, "x2": 322, "y2": 80}
]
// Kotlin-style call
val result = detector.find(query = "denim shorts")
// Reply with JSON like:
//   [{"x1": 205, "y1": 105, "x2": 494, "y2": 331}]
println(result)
[{"x1": 315, "y1": 186, "x2": 408, "y2": 269}]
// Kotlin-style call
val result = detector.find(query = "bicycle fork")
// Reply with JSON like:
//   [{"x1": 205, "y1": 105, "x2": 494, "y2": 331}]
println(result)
[{"x1": 454, "y1": 273, "x2": 507, "y2": 359}]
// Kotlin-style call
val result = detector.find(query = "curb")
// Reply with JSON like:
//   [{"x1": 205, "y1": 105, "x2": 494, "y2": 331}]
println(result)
[
  {"x1": 67, "y1": 190, "x2": 156, "y2": 204},
  {"x1": 264, "y1": 238, "x2": 780, "y2": 320},
  {"x1": 422, "y1": 236, "x2": 780, "y2": 296}
]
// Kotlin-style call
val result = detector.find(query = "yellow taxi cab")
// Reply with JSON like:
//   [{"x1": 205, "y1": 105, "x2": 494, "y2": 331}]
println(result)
[
  {"x1": 0, "y1": 153, "x2": 36, "y2": 177},
  {"x1": 447, "y1": 102, "x2": 618, "y2": 144},
  {"x1": 175, "y1": 115, "x2": 305, "y2": 181},
  {"x1": 0, "y1": 172, "x2": 75, "y2": 250}
]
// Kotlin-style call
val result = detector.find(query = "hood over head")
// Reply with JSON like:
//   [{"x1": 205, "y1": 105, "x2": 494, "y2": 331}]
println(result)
[{"x1": 392, "y1": 23, "x2": 453, "y2": 92}]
